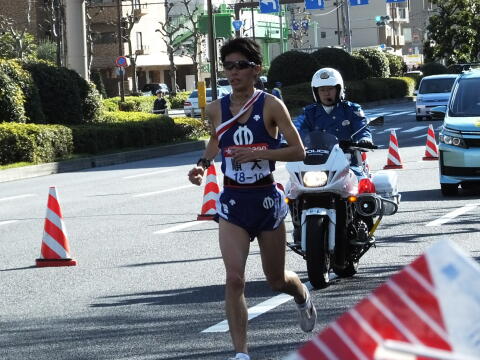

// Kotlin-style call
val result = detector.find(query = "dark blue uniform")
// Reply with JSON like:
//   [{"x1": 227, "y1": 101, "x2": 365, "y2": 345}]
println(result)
[
  {"x1": 216, "y1": 92, "x2": 288, "y2": 239},
  {"x1": 294, "y1": 101, "x2": 372, "y2": 142}
]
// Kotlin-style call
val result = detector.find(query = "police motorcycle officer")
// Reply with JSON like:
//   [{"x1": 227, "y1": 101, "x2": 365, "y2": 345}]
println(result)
[{"x1": 290, "y1": 67, "x2": 376, "y2": 243}]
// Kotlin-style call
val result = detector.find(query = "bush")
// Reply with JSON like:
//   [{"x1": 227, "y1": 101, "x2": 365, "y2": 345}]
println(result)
[
  {"x1": 24, "y1": 61, "x2": 102, "y2": 124},
  {"x1": 168, "y1": 91, "x2": 189, "y2": 109},
  {"x1": 0, "y1": 71, "x2": 26, "y2": 123},
  {"x1": 384, "y1": 52, "x2": 406, "y2": 77},
  {"x1": 90, "y1": 69, "x2": 107, "y2": 98},
  {"x1": 355, "y1": 48, "x2": 390, "y2": 78},
  {"x1": 0, "y1": 59, "x2": 45, "y2": 123},
  {"x1": 102, "y1": 96, "x2": 157, "y2": 113},
  {"x1": 282, "y1": 82, "x2": 313, "y2": 110},
  {"x1": 268, "y1": 51, "x2": 318, "y2": 87},
  {"x1": 70, "y1": 116, "x2": 180, "y2": 154},
  {"x1": 0, "y1": 123, "x2": 73, "y2": 165},
  {"x1": 421, "y1": 62, "x2": 448, "y2": 76},
  {"x1": 310, "y1": 47, "x2": 355, "y2": 81},
  {"x1": 174, "y1": 116, "x2": 209, "y2": 139},
  {"x1": 351, "y1": 54, "x2": 372, "y2": 80}
]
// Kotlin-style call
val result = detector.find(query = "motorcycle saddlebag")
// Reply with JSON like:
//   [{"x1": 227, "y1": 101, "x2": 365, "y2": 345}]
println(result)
[{"x1": 371, "y1": 170, "x2": 399, "y2": 201}]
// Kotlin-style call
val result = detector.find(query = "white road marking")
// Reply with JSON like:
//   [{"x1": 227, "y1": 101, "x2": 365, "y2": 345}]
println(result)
[
  {"x1": 0, "y1": 194, "x2": 36, "y2": 203},
  {"x1": 402, "y1": 126, "x2": 427, "y2": 133},
  {"x1": 378, "y1": 127, "x2": 402, "y2": 134},
  {"x1": 123, "y1": 168, "x2": 174, "y2": 179},
  {"x1": 154, "y1": 220, "x2": 204, "y2": 234},
  {"x1": 0, "y1": 220, "x2": 18, "y2": 227},
  {"x1": 413, "y1": 134, "x2": 428, "y2": 139},
  {"x1": 426, "y1": 203, "x2": 480, "y2": 226},
  {"x1": 133, "y1": 184, "x2": 195, "y2": 198},
  {"x1": 202, "y1": 282, "x2": 315, "y2": 333}
]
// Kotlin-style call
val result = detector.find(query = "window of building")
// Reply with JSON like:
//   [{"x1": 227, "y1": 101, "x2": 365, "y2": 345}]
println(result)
[
  {"x1": 321, "y1": 32, "x2": 326, "y2": 39},
  {"x1": 136, "y1": 32, "x2": 143, "y2": 51},
  {"x1": 92, "y1": 32, "x2": 116, "y2": 44}
]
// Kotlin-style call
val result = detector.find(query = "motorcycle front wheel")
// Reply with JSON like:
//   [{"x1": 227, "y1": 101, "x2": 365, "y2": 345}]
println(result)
[{"x1": 305, "y1": 215, "x2": 330, "y2": 289}]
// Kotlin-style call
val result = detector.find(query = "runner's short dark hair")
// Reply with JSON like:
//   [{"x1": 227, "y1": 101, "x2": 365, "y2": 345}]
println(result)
[{"x1": 220, "y1": 38, "x2": 262, "y2": 66}]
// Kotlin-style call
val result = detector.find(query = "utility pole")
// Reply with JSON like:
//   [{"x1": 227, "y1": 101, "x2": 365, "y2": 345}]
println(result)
[
  {"x1": 391, "y1": 3, "x2": 396, "y2": 49},
  {"x1": 344, "y1": 0, "x2": 352, "y2": 53},
  {"x1": 207, "y1": 0, "x2": 217, "y2": 100},
  {"x1": 335, "y1": 1, "x2": 341, "y2": 46},
  {"x1": 116, "y1": 0, "x2": 125, "y2": 101},
  {"x1": 251, "y1": 4, "x2": 256, "y2": 40}
]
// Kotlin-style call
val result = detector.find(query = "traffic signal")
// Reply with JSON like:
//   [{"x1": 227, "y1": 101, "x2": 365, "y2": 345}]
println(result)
[{"x1": 375, "y1": 15, "x2": 391, "y2": 26}]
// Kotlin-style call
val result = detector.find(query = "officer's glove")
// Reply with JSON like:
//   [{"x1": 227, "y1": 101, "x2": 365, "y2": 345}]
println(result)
[{"x1": 357, "y1": 138, "x2": 375, "y2": 148}]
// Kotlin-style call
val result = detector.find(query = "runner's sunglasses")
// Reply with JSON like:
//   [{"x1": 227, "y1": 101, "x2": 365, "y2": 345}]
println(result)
[{"x1": 222, "y1": 60, "x2": 257, "y2": 70}]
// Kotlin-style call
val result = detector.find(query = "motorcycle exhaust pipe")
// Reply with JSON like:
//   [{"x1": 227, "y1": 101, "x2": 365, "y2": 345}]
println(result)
[{"x1": 355, "y1": 195, "x2": 381, "y2": 217}]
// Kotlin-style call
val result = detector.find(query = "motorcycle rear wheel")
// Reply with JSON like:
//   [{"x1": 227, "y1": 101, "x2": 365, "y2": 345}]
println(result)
[{"x1": 306, "y1": 215, "x2": 330, "y2": 289}]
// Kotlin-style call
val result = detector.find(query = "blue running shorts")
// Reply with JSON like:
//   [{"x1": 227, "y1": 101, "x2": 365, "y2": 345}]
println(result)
[{"x1": 216, "y1": 184, "x2": 288, "y2": 240}]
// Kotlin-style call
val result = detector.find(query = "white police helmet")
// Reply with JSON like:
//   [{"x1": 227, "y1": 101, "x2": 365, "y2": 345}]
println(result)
[{"x1": 311, "y1": 67, "x2": 344, "y2": 103}]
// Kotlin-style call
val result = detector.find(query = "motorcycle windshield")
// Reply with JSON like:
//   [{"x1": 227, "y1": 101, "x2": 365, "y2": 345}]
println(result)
[{"x1": 302, "y1": 131, "x2": 338, "y2": 165}]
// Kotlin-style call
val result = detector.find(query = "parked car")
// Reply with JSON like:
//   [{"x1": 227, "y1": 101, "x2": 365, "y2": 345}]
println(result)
[
  {"x1": 141, "y1": 83, "x2": 170, "y2": 96},
  {"x1": 415, "y1": 74, "x2": 458, "y2": 121},
  {"x1": 184, "y1": 87, "x2": 230, "y2": 117},
  {"x1": 431, "y1": 70, "x2": 480, "y2": 196},
  {"x1": 217, "y1": 78, "x2": 232, "y2": 93}
]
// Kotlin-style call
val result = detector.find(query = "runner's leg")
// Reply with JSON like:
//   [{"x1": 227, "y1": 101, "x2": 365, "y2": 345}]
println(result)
[
  {"x1": 257, "y1": 222, "x2": 306, "y2": 304},
  {"x1": 219, "y1": 218, "x2": 251, "y2": 354}
]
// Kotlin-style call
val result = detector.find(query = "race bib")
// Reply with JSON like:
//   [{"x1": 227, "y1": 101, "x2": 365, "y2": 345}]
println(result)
[{"x1": 223, "y1": 143, "x2": 271, "y2": 184}]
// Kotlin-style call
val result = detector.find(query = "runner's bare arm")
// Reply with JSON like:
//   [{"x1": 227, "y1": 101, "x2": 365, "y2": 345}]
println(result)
[
  {"x1": 187, "y1": 100, "x2": 221, "y2": 185},
  {"x1": 231, "y1": 94, "x2": 305, "y2": 163}
]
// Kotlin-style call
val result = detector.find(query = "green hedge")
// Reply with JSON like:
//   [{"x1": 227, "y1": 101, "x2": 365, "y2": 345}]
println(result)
[
  {"x1": 284, "y1": 77, "x2": 415, "y2": 109},
  {"x1": 0, "y1": 123, "x2": 73, "y2": 165},
  {"x1": 70, "y1": 115, "x2": 196, "y2": 154}
]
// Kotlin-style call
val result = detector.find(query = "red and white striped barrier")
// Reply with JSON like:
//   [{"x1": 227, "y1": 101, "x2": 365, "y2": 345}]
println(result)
[
  {"x1": 36, "y1": 186, "x2": 77, "y2": 267},
  {"x1": 285, "y1": 239, "x2": 480, "y2": 360},
  {"x1": 383, "y1": 130, "x2": 403, "y2": 169},
  {"x1": 197, "y1": 163, "x2": 220, "y2": 220},
  {"x1": 423, "y1": 124, "x2": 439, "y2": 160}
]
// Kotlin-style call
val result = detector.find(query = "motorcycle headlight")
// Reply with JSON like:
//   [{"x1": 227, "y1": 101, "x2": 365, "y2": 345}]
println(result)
[
  {"x1": 302, "y1": 171, "x2": 328, "y2": 187},
  {"x1": 439, "y1": 134, "x2": 466, "y2": 148}
]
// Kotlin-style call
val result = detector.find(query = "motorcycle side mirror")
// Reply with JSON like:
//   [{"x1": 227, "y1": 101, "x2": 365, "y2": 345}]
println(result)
[
  {"x1": 350, "y1": 116, "x2": 384, "y2": 140},
  {"x1": 369, "y1": 116, "x2": 384, "y2": 126}
]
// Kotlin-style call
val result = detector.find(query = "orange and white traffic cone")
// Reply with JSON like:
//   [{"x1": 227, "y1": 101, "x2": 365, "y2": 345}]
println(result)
[
  {"x1": 423, "y1": 124, "x2": 439, "y2": 160},
  {"x1": 36, "y1": 186, "x2": 77, "y2": 267},
  {"x1": 197, "y1": 164, "x2": 220, "y2": 221},
  {"x1": 383, "y1": 129, "x2": 403, "y2": 169}
]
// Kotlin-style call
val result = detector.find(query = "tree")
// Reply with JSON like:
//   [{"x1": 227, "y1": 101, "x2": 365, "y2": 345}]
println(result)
[
  {"x1": 177, "y1": 0, "x2": 202, "y2": 85},
  {"x1": 425, "y1": 0, "x2": 480, "y2": 65},
  {"x1": 156, "y1": 2, "x2": 187, "y2": 96},
  {"x1": 0, "y1": 0, "x2": 37, "y2": 60},
  {"x1": 40, "y1": 0, "x2": 65, "y2": 67}
]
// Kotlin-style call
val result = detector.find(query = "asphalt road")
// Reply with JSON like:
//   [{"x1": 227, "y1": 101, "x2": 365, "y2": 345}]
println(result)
[{"x1": 1, "y1": 101, "x2": 479, "y2": 360}]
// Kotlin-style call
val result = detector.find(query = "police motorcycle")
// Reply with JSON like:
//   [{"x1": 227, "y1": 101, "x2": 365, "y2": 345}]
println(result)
[{"x1": 285, "y1": 116, "x2": 400, "y2": 289}]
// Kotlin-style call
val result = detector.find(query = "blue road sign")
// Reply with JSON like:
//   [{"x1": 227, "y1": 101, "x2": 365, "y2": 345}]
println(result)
[
  {"x1": 259, "y1": 0, "x2": 279, "y2": 13},
  {"x1": 350, "y1": 0, "x2": 368, "y2": 6},
  {"x1": 386, "y1": 0, "x2": 405, "y2": 2},
  {"x1": 304, "y1": 0, "x2": 324, "y2": 10},
  {"x1": 232, "y1": 20, "x2": 243, "y2": 31},
  {"x1": 115, "y1": 56, "x2": 128, "y2": 67}
]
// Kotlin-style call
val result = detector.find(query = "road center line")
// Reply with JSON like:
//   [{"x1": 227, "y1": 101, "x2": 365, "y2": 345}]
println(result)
[
  {"x1": 0, "y1": 220, "x2": 19, "y2": 227},
  {"x1": 426, "y1": 203, "x2": 480, "y2": 226},
  {"x1": 133, "y1": 184, "x2": 195, "y2": 198},
  {"x1": 154, "y1": 220, "x2": 203, "y2": 234},
  {"x1": 0, "y1": 194, "x2": 36, "y2": 203},
  {"x1": 123, "y1": 168, "x2": 174, "y2": 179},
  {"x1": 201, "y1": 282, "x2": 313, "y2": 333}
]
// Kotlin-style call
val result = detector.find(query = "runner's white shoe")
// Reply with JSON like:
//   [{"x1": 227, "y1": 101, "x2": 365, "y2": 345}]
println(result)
[
  {"x1": 227, "y1": 353, "x2": 250, "y2": 360},
  {"x1": 297, "y1": 284, "x2": 317, "y2": 332}
]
